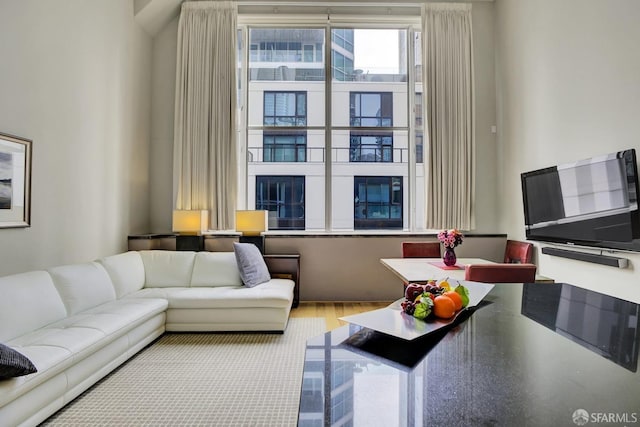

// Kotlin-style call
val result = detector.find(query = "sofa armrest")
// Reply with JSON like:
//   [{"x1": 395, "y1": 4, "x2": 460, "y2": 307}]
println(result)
[{"x1": 263, "y1": 254, "x2": 300, "y2": 308}]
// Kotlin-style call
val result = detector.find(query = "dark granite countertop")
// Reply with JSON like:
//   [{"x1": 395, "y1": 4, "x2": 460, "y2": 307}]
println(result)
[{"x1": 299, "y1": 283, "x2": 640, "y2": 426}]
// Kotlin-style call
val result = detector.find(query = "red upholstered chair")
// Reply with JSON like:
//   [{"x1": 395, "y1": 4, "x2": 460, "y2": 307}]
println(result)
[
  {"x1": 464, "y1": 263, "x2": 537, "y2": 283},
  {"x1": 504, "y1": 240, "x2": 533, "y2": 264},
  {"x1": 402, "y1": 242, "x2": 441, "y2": 258}
]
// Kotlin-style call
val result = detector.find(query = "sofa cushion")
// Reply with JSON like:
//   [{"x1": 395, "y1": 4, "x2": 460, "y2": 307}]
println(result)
[
  {"x1": 140, "y1": 250, "x2": 196, "y2": 288},
  {"x1": 191, "y1": 252, "x2": 243, "y2": 287},
  {"x1": 0, "y1": 343, "x2": 37, "y2": 380},
  {"x1": 0, "y1": 271, "x2": 68, "y2": 343},
  {"x1": 137, "y1": 278, "x2": 294, "y2": 309},
  {"x1": 233, "y1": 242, "x2": 271, "y2": 287},
  {"x1": 48, "y1": 262, "x2": 117, "y2": 315},
  {"x1": 98, "y1": 251, "x2": 145, "y2": 298}
]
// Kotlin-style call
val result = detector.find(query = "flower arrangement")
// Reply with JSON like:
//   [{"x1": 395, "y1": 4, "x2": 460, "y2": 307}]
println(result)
[{"x1": 437, "y1": 229, "x2": 464, "y2": 249}]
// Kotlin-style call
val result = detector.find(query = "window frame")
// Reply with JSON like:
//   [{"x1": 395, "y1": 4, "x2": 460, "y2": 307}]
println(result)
[
  {"x1": 263, "y1": 91, "x2": 308, "y2": 127},
  {"x1": 349, "y1": 131, "x2": 393, "y2": 163},
  {"x1": 255, "y1": 175, "x2": 306, "y2": 230},
  {"x1": 238, "y1": 13, "x2": 423, "y2": 233},
  {"x1": 349, "y1": 92, "x2": 393, "y2": 127},
  {"x1": 263, "y1": 131, "x2": 307, "y2": 162},
  {"x1": 354, "y1": 176, "x2": 403, "y2": 230}
]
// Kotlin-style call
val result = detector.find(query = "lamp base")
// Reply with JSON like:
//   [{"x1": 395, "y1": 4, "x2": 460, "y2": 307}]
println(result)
[
  {"x1": 239, "y1": 235, "x2": 265, "y2": 254},
  {"x1": 176, "y1": 235, "x2": 204, "y2": 251}
]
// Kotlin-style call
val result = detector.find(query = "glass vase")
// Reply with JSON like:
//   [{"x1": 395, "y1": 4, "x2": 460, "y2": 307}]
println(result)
[{"x1": 443, "y1": 247, "x2": 457, "y2": 267}]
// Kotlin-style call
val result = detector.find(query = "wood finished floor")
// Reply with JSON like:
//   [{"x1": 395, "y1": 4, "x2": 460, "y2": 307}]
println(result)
[{"x1": 289, "y1": 301, "x2": 392, "y2": 331}]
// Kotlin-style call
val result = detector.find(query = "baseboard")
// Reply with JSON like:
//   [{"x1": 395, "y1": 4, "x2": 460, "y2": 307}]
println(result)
[{"x1": 541, "y1": 247, "x2": 628, "y2": 268}]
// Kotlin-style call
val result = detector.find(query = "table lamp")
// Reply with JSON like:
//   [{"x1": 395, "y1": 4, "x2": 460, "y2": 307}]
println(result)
[
  {"x1": 236, "y1": 210, "x2": 268, "y2": 253},
  {"x1": 172, "y1": 210, "x2": 208, "y2": 251}
]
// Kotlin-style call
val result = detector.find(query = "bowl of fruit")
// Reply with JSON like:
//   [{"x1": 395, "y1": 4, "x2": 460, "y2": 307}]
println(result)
[{"x1": 401, "y1": 279, "x2": 470, "y2": 321}]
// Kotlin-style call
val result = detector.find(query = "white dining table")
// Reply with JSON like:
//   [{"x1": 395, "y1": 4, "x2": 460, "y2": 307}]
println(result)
[
  {"x1": 380, "y1": 257, "x2": 494, "y2": 283},
  {"x1": 380, "y1": 257, "x2": 554, "y2": 284}
]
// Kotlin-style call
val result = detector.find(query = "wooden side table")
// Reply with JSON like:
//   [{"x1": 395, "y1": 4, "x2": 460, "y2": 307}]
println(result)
[{"x1": 263, "y1": 254, "x2": 300, "y2": 308}]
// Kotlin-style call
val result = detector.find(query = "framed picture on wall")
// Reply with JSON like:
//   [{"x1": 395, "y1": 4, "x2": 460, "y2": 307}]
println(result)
[{"x1": 0, "y1": 132, "x2": 32, "y2": 228}]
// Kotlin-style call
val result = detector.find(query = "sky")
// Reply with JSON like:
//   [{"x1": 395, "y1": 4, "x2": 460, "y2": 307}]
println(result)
[{"x1": 353, "y1": 29, "x2": 400, "y2": 75}]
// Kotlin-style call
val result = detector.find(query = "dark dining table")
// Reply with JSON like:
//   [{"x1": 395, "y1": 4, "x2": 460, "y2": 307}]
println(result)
[{"x1": 298, "y1": 282, "x2": 640, "y2": 427}]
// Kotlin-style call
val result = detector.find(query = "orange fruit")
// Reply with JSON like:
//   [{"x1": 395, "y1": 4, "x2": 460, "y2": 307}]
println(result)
[
  {"x1": 443, "y1": 291, "x2": 463, "y2": 311},
  {"x1": 433, "y1": 295, "x2": 456, "y2": 319}
]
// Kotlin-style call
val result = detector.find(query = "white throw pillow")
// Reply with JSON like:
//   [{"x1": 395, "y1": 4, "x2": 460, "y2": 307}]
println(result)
[{"x1": 233, "y1": 242, "x2": 271, "y2": 288}]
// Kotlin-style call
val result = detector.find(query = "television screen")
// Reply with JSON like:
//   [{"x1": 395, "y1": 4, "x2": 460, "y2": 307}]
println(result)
[{"x1": 521, "y1": 149, "x2": 640, "y2": 252}]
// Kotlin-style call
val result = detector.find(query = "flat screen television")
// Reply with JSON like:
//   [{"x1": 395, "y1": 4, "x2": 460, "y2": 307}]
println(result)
[{"x1": 521, "y1": 148, "x2": 640, "y2": 252}]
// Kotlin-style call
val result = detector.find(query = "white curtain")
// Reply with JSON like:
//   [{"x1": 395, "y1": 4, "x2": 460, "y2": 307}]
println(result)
[
  {"x1": 422, "y1": 3, "x2": 475, "y2": 230},
  {"x1": 174, "y1": 1, "x2": 237, "y2": 230}
]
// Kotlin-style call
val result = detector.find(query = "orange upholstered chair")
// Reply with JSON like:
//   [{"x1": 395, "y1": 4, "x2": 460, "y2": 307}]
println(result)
[
  {"x1": 504, "y1": 240, "x2": 533, "y2": 264},
  {"x1": 402, "y1": 242, "x2": 441, "y2": 258},
  {"x1": 464, "y1": 263, "x2": 537, "y2": 283}
]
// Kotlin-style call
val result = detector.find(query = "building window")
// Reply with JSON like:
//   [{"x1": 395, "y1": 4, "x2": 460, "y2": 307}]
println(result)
[
  {"x1": 354, "y1": 176, "x2": 403, "y2": 229},
  {"x1": 349, "y1": 132, "x2": 393, "y2": 162},
  {"x1": 332, "y1": 29, "x2": 354, "y2": 52},
  {"x1": 350, "y1": 92, "x2": 393, "y2": 127},
  {"x1": 264, "y1": 91, "x2": 307, "y2": 126},
  {"x1": 256, "y1": 176, "x2": 305, "y2": 230},
  {"x1": 332, "y1": 51, "x2": 354, "y2": 82},
  {"x1": 415, "y1": 92, "x2": 423, "y2": 127},
  {"x1": 263, "y1": 131, "x2": 307, "y2": 162}
]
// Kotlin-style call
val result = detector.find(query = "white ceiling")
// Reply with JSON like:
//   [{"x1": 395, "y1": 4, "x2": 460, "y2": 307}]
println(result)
[{"x1": 134, "y1": 0, "x2": 183, "y2": 37}]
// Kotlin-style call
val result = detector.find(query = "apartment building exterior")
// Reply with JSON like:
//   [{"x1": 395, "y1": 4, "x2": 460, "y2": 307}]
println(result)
[{"x1": 243, "y1": 28, "x2": 425, "y2": 232}]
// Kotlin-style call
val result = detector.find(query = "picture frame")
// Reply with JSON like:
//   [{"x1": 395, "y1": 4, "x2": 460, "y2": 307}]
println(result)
[{"x1": 0, "y1": 132, "x2": 32, "y2": 228}]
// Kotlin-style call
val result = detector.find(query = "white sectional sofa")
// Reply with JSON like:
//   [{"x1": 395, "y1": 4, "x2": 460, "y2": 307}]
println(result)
[{"x1": 0, "y1": 249, "x2": 295, "y2": 427}]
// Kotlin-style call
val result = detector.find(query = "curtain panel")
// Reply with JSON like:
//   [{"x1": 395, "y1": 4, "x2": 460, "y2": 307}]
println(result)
[
  {"x1": 422, "y1": 3, "x2": 476, "y2": 230},
  {"x1": 174, "y1": 1, "x2": 238, "y2": 230}
]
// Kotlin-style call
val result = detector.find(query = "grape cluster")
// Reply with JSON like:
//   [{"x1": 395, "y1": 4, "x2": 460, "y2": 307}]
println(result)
[
  {"x1": 401, "y1": 300, "x2": 416, "y2": 315},
  {"x1": 423, "y1": 283, "x2": 445, "y2": 296}
]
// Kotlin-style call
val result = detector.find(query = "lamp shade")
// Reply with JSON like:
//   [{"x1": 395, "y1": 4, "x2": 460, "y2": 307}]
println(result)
[
  {"x1": 172, "y1": 210, "x2": 208, "y2": 234},
  {"x1": 236, "y1": 210, "x2": 268, "y2": 236}
]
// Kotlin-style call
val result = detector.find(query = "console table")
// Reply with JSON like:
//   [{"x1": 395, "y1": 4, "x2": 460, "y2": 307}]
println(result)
[
  {"x1": 298, "y1": 282, "x2": 640, "y2": 426},
  {"x1": 264, "y1": 254, "x2": 300, "y2": 308}
]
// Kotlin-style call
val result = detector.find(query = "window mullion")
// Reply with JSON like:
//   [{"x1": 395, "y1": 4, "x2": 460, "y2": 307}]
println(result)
[
  {"x1": 324, "y1": 24, "x2": 332, "y2": 231},
  {"x1": 407, "y1": 26, "x2": 416, "y2": 231}
]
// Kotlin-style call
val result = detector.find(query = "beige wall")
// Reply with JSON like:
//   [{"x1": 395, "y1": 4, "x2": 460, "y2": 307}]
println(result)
[
  {"x1": 267, "y1": 235, "x2": 506, "y2": 301},
  {"x1": 0, "y1": 0, "x2": 152, "y2": 275},
  {"x1": 149, "y1": 16, "x2": 179, "y2": 233},
  {"x1": 494, "y1": 0, "x2": 640, "y2": 302}
]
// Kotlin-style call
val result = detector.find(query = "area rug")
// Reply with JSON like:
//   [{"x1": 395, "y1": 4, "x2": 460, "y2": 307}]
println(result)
[{"x1": 43, "y1": 318, "x2": 326, "y2": 426}]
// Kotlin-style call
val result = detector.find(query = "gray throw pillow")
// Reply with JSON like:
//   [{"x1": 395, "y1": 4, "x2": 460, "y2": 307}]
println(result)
[
  {"x1": 0, "y1": 343, "x2": 37, "y2": 380},
  {"x1": 233, "y1": 242, "x2": 271, "y2": 288}
]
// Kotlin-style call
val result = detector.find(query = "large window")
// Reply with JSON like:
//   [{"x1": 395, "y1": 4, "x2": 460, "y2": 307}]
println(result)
[
  {"x1": 243, "y1": 22, "x2": 422, "y2": 232},
  {"x1": 354, "y1": 176, "x2": 403, "y2": 229},
  {"x1": 256, "y1": 176, "x2": 305, "y2": 230}
]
